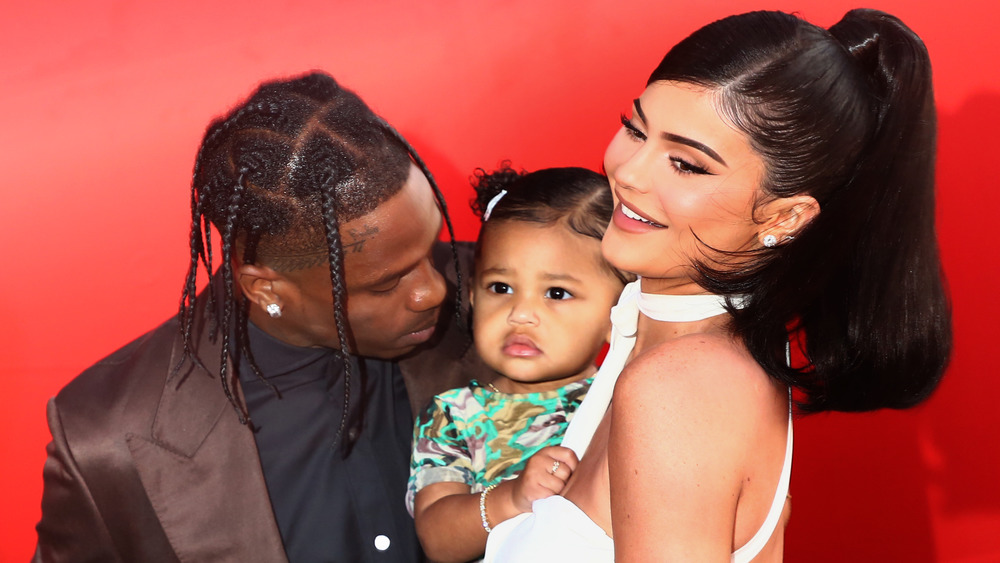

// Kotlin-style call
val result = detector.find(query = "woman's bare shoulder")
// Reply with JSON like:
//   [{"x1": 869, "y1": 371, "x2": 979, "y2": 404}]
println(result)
[
  {"x1": 622, "y1": 332, "x2": 762, "y2": 388},
  {"x1": 614, "y1": 332, "x2": 776, "y2": 428}
]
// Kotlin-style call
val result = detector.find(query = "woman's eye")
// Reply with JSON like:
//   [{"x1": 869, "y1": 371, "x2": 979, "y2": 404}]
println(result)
[
  {"x1": 488, "y1": 282, "x2": 513, "y2": 294},
  {"x1": 669, "y1": 156, "x2": 710, "y2": 175},
  {"x1": 620, "y1": 114, "x2": 646, "y2": 142},
  {"x1": 545, "y1": 287, "x2": 573, "y2": 300}
]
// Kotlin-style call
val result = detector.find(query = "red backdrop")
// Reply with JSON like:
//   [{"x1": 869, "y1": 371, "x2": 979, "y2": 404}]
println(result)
[{"x1": 2, "y1": 1, "x2": 997, "y2": 560}]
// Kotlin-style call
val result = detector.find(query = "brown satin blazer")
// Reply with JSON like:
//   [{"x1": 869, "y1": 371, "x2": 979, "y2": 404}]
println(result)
[{"x1": 34, "y1": 242, "x2": 487, "y2": 562}]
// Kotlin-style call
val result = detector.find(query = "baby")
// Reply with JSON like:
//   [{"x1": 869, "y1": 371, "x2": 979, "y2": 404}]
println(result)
[{"x1": 407, "y1": 164, "x2": 631, "y2": 562}]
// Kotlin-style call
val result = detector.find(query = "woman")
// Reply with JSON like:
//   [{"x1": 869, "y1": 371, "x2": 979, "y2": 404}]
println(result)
[{"x1": 485, "y1": 9, "x2": 951, "y2": 562}]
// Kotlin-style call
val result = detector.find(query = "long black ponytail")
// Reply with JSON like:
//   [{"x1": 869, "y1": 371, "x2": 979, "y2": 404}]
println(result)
[{"x1": 648, "y1": 10, "x2": 951, "y2": 412}]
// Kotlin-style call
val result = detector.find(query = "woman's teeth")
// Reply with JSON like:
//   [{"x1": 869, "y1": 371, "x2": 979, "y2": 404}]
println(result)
[{"x1": 622, "y1": 204, "x2": 664, "y2": 227}]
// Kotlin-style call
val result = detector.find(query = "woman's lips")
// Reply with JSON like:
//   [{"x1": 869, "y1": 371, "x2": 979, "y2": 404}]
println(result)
[
  {"x1": 502, "y1": 334, "x2": 542, "y2": 357},
  {"x1": 612, "y1": 201, "x2": 666, "y2": 233},
  {"x1": 620, "y1": 203, "x2": 664, "y2": 227}
]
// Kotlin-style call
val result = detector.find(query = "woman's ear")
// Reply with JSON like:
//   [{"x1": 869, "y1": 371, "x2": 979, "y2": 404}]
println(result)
[{"x1": 757, "y1": 195, "x2": 820, "y2": 246}]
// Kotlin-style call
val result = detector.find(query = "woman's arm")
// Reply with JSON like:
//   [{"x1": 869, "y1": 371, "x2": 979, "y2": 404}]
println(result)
[{"x1": 608, "y1": 335, "x2": 760, "y2": 562}]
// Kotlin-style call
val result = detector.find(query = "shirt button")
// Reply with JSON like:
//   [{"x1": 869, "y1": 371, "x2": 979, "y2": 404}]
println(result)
[{"x1": 374, "y1": 534, "x2": 391, "y2": 551}]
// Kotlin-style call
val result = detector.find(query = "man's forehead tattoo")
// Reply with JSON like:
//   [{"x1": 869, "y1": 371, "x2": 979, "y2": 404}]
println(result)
[{"x1": 343, "y1": 225, "x2": 379, "y2": 254}]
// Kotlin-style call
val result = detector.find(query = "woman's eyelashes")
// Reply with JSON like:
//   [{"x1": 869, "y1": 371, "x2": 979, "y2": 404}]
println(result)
[
  {"x1": 619, "y1": 114, "x2": 712, "y2": 176},
  {"x1": 669, "y1": 156, "x2": 710, "y2": 175},
  {"x1": 620, "y1": 113, "x2": 646, "y2": 141}
]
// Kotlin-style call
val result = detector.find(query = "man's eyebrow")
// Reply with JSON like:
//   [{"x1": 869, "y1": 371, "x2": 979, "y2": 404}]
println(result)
[{"x1": 633, "y1": 98, "x2": 728, "y2": 167}]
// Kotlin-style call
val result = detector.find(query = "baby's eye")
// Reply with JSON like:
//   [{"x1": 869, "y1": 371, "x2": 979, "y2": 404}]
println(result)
[
  {"x1": 488, "y1": 282, "x2": 513, "y2": 294},
  {"x1": 545, "y1": 287, "x2": 573, "y2": 300}
]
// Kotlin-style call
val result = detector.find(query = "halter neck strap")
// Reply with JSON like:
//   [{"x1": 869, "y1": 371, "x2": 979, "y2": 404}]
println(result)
[
  {"x1": 637, "y1": 291, "x2": 742, "y2": 322},
  {"x1": 562, "y1": 280, "x2": 744, "y2": 458}
]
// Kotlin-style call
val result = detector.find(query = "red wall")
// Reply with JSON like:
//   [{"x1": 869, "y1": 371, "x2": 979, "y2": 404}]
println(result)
[{"x1": 2, "y1": 1, "x2": 997, "y2": 560}]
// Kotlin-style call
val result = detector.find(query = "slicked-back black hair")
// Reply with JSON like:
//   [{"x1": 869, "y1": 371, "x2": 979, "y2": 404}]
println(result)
[
  {"x1": 646, "y1": 10, "x2": 951, "y2": 412},
  {"x1": 177, "y1": 72, "x2": 461, "y2": 452},
  {"x1": 471, "y1": 162, "x2": 632, "y2": 286}
]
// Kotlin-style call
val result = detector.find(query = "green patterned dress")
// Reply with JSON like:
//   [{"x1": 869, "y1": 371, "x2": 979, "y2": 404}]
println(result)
[{"x1": 406, "y1": 378, "x2": 592, "y2": 515}]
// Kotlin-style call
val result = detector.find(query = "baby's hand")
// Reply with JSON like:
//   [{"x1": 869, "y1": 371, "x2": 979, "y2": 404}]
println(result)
[{"x1": 508, "y1": 446, "x2": 578, "y2": 513}]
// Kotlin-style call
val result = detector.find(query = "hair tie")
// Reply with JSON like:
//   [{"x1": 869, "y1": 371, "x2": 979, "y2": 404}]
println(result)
[{"x1": 483, "y1": 189, "x2": 507, "y2": 221}]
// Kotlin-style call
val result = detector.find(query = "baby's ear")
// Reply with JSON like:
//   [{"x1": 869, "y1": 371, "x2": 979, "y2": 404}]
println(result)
[{"x1": 468, "y1": 282, "x2": 476, "y2": 308}]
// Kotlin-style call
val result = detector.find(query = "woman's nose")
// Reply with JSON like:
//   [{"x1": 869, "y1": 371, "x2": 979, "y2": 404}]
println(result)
[{"x1": 611, "y1": 141, "x2": 652, "y2": 195}]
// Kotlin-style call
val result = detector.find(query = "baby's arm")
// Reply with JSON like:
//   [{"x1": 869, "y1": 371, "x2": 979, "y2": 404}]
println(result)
[{"x1": 413, "y1": 446, "x2": 577, "y2": 563}]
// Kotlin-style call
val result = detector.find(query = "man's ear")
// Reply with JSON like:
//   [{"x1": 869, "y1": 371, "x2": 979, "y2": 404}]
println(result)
[
  {"x1": 757, "y1": 195, "x2": 820, "y2": 246},
  {"x1": 237, "y1": 262, "x2": 285, "y2": 313}
]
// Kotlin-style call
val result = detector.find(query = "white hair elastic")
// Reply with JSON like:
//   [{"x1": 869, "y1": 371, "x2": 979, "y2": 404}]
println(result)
[{"x1": 483, "y1": 189, "x2": 508, "y2": 221}]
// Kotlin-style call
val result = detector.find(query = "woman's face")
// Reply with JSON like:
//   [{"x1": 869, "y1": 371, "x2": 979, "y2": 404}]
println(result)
[{"x1": 602, "y1": 81, "x2": 767, "y2": 294}]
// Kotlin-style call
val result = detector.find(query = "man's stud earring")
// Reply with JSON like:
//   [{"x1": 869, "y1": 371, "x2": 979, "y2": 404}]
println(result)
[
  {"x1": 266, "y1": 303, "x2": 282, "y2": 318},
  {"x1": 762, "y1": 234, "x2": 778, "y2": 248}
]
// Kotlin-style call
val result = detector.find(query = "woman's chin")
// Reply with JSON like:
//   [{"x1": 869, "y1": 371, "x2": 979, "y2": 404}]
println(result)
[{"x1": 602, "y1": 231, "x2": 650, "y2": 277}]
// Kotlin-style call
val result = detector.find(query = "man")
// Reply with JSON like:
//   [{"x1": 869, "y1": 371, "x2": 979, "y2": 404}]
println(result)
[{"x1": 35, "y1": 72, "x2": 487, "y2": 562}]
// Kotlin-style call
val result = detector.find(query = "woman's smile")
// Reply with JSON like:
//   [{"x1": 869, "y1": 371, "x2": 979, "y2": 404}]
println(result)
[{"x1": 618, "y1": 200, "x2": 665, "y2": 228}]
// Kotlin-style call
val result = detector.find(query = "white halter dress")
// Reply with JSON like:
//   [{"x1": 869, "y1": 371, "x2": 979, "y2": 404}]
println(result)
[{"x1": 484, "y1": 281, "x2": 792, "y2": 563}]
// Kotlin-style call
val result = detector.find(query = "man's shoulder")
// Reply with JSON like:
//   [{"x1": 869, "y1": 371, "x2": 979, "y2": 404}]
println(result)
[{"x1": 54, "y1": 314, "x2": 181, "y2": 430}]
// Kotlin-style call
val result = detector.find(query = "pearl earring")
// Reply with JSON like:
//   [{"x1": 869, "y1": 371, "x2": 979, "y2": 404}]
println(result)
[
  {"x1": 266, "y1": 303, "x2": 282, "y2": 318},
  {"x1": 762, "y1": 234, "x2": 777, "y2": 248}
]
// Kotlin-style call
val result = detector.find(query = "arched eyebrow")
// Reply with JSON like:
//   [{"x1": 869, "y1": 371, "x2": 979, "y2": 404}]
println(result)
[{"x1": 633, "y1": 98, "x2": 728, "y2": 167}]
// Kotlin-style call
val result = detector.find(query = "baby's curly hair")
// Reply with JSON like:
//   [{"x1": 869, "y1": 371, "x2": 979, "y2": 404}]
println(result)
[
  {"x1": 470, "y1": 161, "x2": 526, "y2": 218},
  {"x1": 470, "y1": 161, "x2": 633, "y2": 285}
]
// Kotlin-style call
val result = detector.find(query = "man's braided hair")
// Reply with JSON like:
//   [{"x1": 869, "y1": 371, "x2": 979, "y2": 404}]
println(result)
[{"x1": 177, "y1": 72, "x2": 461, "y2": 451}]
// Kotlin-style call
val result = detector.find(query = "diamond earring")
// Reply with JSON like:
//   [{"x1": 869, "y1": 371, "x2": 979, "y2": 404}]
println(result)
[
  {"x1": 266, "y1": 303, "x2": 282, "y2": 318},
  {"x1": 762, "y1": 234, "x2": 778, "y2": 248}
]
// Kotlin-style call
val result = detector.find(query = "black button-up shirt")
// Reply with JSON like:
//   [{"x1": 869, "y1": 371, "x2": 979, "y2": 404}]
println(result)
[{"x1": 240, "y1": 322, "x2": 421, "y2": 562}]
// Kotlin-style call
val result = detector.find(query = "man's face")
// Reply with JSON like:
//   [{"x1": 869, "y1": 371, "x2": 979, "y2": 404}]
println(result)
[{"x1": 275, "y1": 163, "x2": 447, "y2": 359}]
